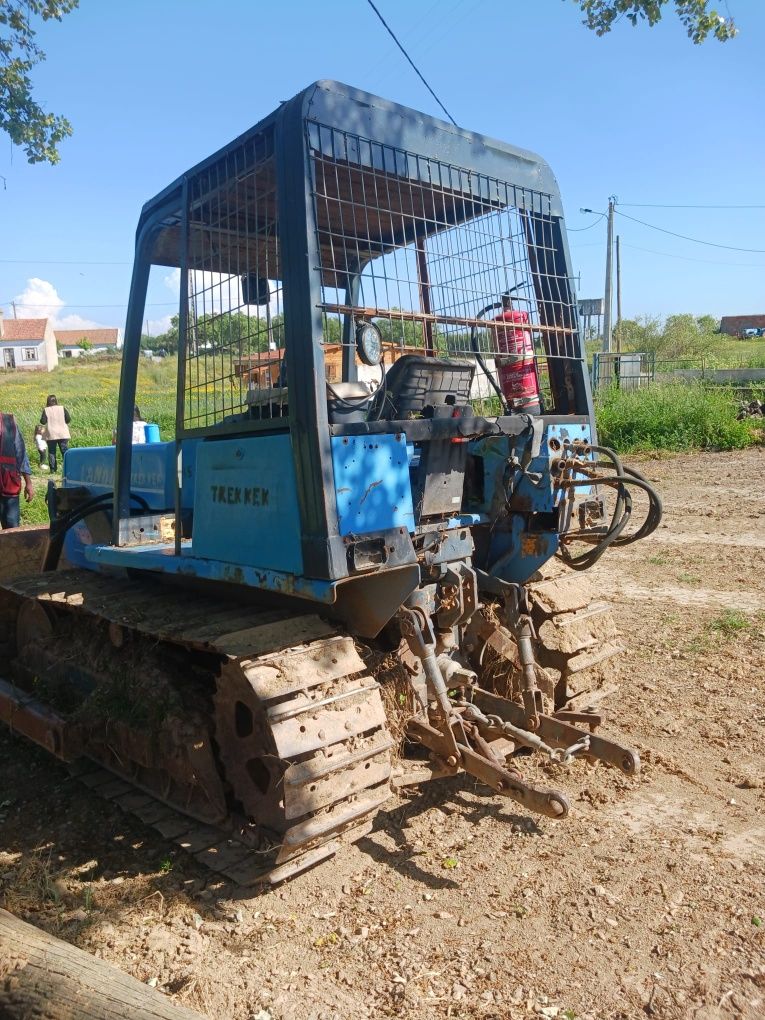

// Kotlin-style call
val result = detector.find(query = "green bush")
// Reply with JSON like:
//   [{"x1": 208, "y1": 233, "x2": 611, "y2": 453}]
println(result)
[{"x1": 595, "y1": 382, "x2": 760, "y2": 453}]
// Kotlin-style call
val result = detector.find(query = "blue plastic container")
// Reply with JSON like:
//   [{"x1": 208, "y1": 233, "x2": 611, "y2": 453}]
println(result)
[{"x1": 144, "y1": 423, "x2": 160, "y2": 444}]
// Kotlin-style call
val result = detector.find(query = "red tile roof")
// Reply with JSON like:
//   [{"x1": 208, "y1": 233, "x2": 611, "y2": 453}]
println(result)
[
  {"x1": 720, "y1": 315, "x2": 765, "y2": 334},
  {"x1": 54, "y1": 328, "x2": 119, "y2": 348},
  {"x1": 1, "y1": 318, "x2": 48, "y2": 340}
]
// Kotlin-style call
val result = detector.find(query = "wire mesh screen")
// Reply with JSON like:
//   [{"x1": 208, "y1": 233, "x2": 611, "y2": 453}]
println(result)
[
  {"x1": 180, "y1": 127, "x2": 286, "y2": 432},
  {"x1": 307, "y1": 121, "x2": 582, "y2": 416}
]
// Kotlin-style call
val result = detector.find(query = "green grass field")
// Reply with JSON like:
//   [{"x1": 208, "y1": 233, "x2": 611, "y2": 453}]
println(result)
[
  {"x1": 1, "y1": 355, "x2": 761, "y2": 525},
  {"x1": 705, "y1": 336, "x2": 765, "y2": 368},
  {"x1": 1, "y1": 357, "x2": 178, "y2": 524},
  {"x1": 595, "y1": 382, "x2": 762, "y2": 453},
  {"x1": 586, "y1": 336, "x2": 765, "y2": 369}
]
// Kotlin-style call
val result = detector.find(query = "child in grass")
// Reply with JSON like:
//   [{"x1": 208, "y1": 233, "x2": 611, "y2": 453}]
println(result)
[{"x1": 34, "y1": 425, "x2": 49, "y2": 471}]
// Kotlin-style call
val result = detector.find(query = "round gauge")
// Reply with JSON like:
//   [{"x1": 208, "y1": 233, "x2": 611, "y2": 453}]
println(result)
[{"x1": 355, "y1": 320, "x2": 383, "y2": 366}]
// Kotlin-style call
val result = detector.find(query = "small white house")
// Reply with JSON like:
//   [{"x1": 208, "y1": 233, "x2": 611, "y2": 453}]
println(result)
[
  {"x1": 53, "y1": 327, "x2": 121, "y2": 358},
  {"x1": 0, "y1": 315, "x2": 58, "y2": 372}
]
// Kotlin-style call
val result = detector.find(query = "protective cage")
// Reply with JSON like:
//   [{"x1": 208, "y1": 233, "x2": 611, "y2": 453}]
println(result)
[
  {"x1": 113, "y1": 82, "x2": 594, "y2": 560},
  {"x1": 174, "y1": 126, "x2": 287, "y2": 432},
  {"x1": 308, "y1": 121, "x2": 582, "y2": 417},
  {"x1": 163, "y1": 97, "x2": 587, "y2": 433}
]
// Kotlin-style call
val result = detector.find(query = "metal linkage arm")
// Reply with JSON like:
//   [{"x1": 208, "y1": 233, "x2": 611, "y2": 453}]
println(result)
[
  {"x1": 473, "y1": 688, "x2": 640, "y2": 776},
  {"x1": 407, "y1": 718, "x2": 569, "y2": 820}
]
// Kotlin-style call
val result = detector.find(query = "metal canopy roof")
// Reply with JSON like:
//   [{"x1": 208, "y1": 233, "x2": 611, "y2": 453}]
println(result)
[{"x1": 139, "y1": 80, "x2": 562, "y2": 279}]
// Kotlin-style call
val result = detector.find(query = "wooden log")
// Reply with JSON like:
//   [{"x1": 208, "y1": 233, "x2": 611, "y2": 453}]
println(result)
[
  {"x1": 0, "y1": 908, "x2": 206, "y2": 1020},
  {"x1": 0, "y1": 524, "x2": 48, "y2": 584}
]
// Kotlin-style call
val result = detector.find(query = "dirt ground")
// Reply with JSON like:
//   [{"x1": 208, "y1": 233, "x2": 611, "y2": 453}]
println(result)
[{"x1": 1, "y1": 448, "x2": 764, "y2": 1020}]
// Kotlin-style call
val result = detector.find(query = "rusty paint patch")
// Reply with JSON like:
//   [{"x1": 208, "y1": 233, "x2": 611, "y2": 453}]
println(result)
[
  {"x1": 521, "y1": 533, "x2": 547, "y2": 557},
  {"x1": 358, "y1": 479, "x2": 383, "y2": 506}
]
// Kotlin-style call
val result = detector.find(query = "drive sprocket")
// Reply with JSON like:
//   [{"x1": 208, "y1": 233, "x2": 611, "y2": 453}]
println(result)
[{"x1": 213, "y1": 634, "x2": 394, "y2": 863}]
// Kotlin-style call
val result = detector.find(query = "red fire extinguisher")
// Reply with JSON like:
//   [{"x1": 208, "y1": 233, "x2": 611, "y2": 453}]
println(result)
[{"x1": 494, "y1": 291, "x2": 541, "y2": 415}]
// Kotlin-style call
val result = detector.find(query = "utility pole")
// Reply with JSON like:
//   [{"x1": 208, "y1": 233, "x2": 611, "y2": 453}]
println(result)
[
  {"x1": 11, "y1": 301, "x2": 17, "y2": 319},
  {"x1": 615, "y1": 234, "x2": 622, "y2": 354},
  {"x1": 602, "y1": 196, "x2": 616, "y2": 353}
]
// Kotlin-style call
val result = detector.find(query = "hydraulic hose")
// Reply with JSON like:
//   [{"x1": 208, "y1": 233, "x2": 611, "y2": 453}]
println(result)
[
  {"x1": 555, "y1": 443, "x2": 662, "y2": 571},
  {"x1": 49, "y1": 490, "x2": 151, "y2": 540},
  {"x1": 470, "y1": 301, "x2": 509, "y2": 413},
  {"x1": 43, "y1": 489, "x2": 154, "y2": 572}
]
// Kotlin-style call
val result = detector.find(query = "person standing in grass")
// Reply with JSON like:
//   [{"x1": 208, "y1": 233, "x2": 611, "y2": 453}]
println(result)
[
  {"x1": 40, "y1": 394, "x2": 71, "y2": 473},
  {"x1": 0, "y1": 412, "x2": 34, "y2": 529},
  {"x1": 33, "y1": 425, "x2": 49, "y2": 470}
]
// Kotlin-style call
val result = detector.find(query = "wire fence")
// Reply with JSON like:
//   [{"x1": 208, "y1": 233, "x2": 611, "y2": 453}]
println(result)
[{"x1": 592, "y1": 351, "x2": 765, "y2": 395}]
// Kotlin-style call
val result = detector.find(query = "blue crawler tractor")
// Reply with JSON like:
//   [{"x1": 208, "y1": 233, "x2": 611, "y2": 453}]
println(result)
[{"x1": 0, "y1": 82, "x2": 660, "y2": 883}]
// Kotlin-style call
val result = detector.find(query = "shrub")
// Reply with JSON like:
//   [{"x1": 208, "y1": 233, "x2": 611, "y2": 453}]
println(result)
[{"x1": 595, "y1": 382, "x2": 760, "y2": 453}]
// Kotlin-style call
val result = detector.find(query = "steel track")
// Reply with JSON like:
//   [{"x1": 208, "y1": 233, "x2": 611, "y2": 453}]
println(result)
[{"x1": 1, "y1": 570, "x2": 394, "y2": 885}]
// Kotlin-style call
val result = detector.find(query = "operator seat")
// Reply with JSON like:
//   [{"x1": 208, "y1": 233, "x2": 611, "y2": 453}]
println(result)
[{"x1": 370, "y1": 354, "x2": 475, "y2": 420}]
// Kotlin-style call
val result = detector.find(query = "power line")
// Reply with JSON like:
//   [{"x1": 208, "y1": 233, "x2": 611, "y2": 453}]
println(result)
[
  {"x1": 0, "y1": 257, "x2": 131, "y2": 265},
  {"x1": 567, "y1": 213, "x2": 606, "y2": 232},
  {"x1": 364, "y1": 0, "x2": 458, "y2": 126},
  {"x1": 0, "y1": 300, "x2": 175, "y2": 309},
  {"x1": 620, "y1": 202, "x2": 765, "y2": 209},
  {"x1": 615, "y1": 209, "x2": 765, "y2": 253},
  {"x1": 364, "y1": 0, "x2": 443, "y2": 80},
  {"x1": 620, "y1": 241, "x2": 765, "y2": 269}
]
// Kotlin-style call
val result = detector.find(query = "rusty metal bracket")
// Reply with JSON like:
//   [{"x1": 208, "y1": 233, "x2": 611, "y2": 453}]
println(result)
[
  {"x1": 407, "y1": 718, "x2": 569, "y2": 819},
  {"x1": 0, "y1": 677, "x2": 79, "y2": 760},
  {"x1": 499, "y1": 583, "x2": 543, "y2": 730},
  {"x1": 473, "y1": 687, "x2": 640, "y2": 776},
  {"x1": 538, "y1": 713, "x2": 640, "y2": 775},
  {"x1": 459, "y1": 701, "x2": 589, "y2": 765},
  {"x1": 553, "y1": 709, "x2": 602, "y2": 731},
  {"x1": 398, "y1": 606, "x2": 462, "y2": 756}
]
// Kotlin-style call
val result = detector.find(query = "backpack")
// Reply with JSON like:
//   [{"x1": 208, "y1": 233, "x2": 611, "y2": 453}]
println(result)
[{"x1": 0, "y1": 413, "x2": 22, "y2": 497}]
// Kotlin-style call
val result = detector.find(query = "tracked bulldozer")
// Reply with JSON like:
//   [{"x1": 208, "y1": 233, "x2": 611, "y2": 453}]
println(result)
[{"x1": 0, "y1": 82, "x2": 661, "y2": 884}]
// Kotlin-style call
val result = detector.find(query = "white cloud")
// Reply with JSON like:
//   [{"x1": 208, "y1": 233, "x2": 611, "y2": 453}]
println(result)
[
  {"x1": 13, "y1": 278, "x2": 65, "y2": 320},
  {"x1": 164, "y1": 268, "x2": 181, "y2": 292},
  {"x1": 12, "y1": 278, "x2": 107, "y2": 330},
  {"x1": 55, "y1": 313, "x2": 104, "y2": 330},
  {"x1": 146, "y1": 314, "x2": 173, "y2": 336},
  {"x1": 189, "y1": 271, "x2": 281, "y2": 318}
]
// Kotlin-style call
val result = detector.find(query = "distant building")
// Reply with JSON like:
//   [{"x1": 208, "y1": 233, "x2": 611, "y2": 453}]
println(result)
[
  {"x1": 719, "y1": 315, "x2": 765, "y2": 337},
  {"x1": 54, "y1": 327, "x2": 121, "y2": 358},
  {"x1": 0, "y1": 314, "x2": 58, "y2": 372}
]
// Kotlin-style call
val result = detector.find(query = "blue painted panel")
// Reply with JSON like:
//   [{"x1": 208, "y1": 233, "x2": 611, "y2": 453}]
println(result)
[
  {"x1": 63, "y1": 440, "x2": 200, "y2": 509},
  {"x1": 192, "y1": 434, "x2": 303, "y2": 574},
  {"x1": 331, "y1": 434, "x2": 415, "y2": 537},
  {"x1": 83, "y1": 542, "x2": 332, "y2": 603},
  {"x1": 62, "y1": 441, "x2": 199, "y2": 568},
  {"x1": 467, "y1": 420, "x2": 593, "y2": 584},
  {"x1": 546, "y1": 422, "x2": 594, "y2": 503}
]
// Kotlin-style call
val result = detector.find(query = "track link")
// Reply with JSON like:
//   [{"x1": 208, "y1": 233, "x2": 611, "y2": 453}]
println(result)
[{"x1": 1, "y1": 569, "x2": 394, "y2": 884}]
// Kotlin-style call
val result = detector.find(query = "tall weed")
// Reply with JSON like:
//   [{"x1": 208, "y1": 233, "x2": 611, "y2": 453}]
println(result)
[{"x1": 595, "y1": 382, "x2": 760, "y2": 453}]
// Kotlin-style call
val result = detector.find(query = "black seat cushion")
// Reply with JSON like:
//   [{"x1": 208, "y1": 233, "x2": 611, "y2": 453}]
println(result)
[{"x1": 371, "y1": 355, "x2": 475, "y2": 420}]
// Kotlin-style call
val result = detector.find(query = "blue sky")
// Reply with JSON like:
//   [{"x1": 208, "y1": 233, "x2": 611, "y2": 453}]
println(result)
[{"x1": 1, "y1": 0, "x2": 763, "y2": 335}]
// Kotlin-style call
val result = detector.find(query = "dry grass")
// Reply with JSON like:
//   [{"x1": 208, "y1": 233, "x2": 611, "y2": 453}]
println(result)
[
  {"x1": 372, "y1": 652, "x2": 417, "y2": 761},
  {"x1": 1, "y1": 847, "x2": 62, "y2": 916}
]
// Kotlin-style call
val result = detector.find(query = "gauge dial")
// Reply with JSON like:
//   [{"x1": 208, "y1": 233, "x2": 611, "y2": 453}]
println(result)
[{"x1": 355, "y1": 321, "x2": 383, "y2": 366}]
